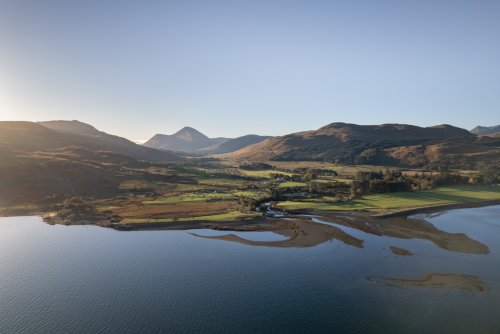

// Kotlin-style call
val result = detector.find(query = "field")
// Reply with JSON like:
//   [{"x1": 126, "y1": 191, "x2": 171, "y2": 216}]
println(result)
[
  {"x1": 142, "y1": 192, "x2": 235, "y2": 205},
  {"x1": 276, "y1": 185, "x2": 500, "y2": 215},
  {"x1": 121, "y1": 210, "x2": 259, "y2": 225}
]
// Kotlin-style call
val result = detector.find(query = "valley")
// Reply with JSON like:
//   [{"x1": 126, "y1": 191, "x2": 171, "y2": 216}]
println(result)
[{"x1": 1, "y1": 120, "x2": 499, "y2": 232}]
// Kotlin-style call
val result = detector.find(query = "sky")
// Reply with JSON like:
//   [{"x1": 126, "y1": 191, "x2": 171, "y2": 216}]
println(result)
[{"x1": 0, "y1": 0, "x2": 499, "y2": 142}]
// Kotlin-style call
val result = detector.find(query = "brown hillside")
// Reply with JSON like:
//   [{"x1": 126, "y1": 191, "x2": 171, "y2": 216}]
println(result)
[
  {"x1": 0, "y1": 121, "x2": 183, "y2": 205},
  {"x1": 224, "y1": 123, "x2": 498, "y2": 168},
  {"x1": 1, "y1": 121, "x2": 181, "y2": 162}
]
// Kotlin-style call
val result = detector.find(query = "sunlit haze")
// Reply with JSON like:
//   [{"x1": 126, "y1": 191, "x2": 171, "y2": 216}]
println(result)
[{"x1": 1, "y1": 0, "x2": 499, "y2": 141}]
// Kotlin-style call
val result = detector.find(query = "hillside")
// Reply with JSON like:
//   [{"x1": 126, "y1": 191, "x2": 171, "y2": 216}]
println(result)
[
  {"x1": 471, "y1": 125, "x2": 500, "y2": 136},
  {"x1": 39, "y1": 120, "x2": 102, "y2": 137},
  {"x1": 0, "y1": 121, "x2": 182, "y2": 205},
  {"x1": 34, "y1": 121, "x2": 180, "y2": 162},
  {"x1": 200, "y1": 134, "x2": 272, "y2": 154},
  {"x1": 224, "y1": 122, "x2": 499, "y2": 168}
]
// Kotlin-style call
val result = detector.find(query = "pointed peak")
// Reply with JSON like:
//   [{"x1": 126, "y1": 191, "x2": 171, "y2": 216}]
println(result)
[
  {"x1": 178, "y1": 126, "x2": 197, "y2": 131},
  {"x1": 172, "y1": 126, "x2": 209, "y2": 141}
]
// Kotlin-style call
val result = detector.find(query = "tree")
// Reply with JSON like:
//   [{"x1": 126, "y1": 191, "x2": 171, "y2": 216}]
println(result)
[
  {"x1": 306, "y1": 181, "x2": 318, "y2": 194},
  {"x1": 479, "y1": 164, "x2": 500, "y2": 184}
]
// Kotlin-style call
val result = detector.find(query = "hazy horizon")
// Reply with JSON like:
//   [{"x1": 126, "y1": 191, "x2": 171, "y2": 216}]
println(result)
[
  {"x1": 1, "y1": 0, "x2": 499, "y2": 141},
  {"x1": 0, "y1": 117, "x2": 495, "y2": 144}
]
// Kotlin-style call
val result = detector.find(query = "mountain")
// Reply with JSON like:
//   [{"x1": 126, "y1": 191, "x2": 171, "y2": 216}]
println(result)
[
  {"x1": 471, "y1": 125, "x2": 500, "y2": 136},
  {"x1": 0, "y1": 121, "x2": 182, "y2": 205},
  {"x1": 224, "y1": 122, "x2": 499, "y2": 168},
  {"x1": 143, "y1": 127, "x2": 269, "y2": 154},
  {"x1": 200, "y1": 134, "x2": 272, "y2": 154},
  {"x1": 35, "y1": 120, "x2": 180, "y2": 162},
  {"x1": 144, "y1": 127, "x2": 217, "y2": 153},
  {"x1": 38, "y1": 120, "x2": 102, "y2": 137}
]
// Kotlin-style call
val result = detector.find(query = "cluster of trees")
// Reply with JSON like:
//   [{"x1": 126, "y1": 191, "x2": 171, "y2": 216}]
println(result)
[
  {"x1": 478, "y1": 165, "x2": 500, "y2": 184},
  {"x1": 350, "y1": 171, "x2": 408, "y2": 197},
  {"x1": 291, "y1": 168, "x2": 338, "y2": 177},
  {"x1": 238, "y1": 164, "x2": 500, "y2": 211},
  {"x1": 239, "y1": 162, "x2": 274, "y2": 170},
  {"x1": 238, "y1": 197, "x2": 256, "y2": 213},
  {"x1": 58, "y1": 196, "x2": 97, "y2": 220},
  {"x1": 270, "y1": 168, "x2": 338, "y2": 182},
  {"x1": 348, "y1": 168, "x2": 498, "y2": 198}
]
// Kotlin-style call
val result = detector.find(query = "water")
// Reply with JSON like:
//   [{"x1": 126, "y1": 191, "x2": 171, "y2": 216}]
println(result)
[{"x1": 1, "y1": 206, "x2": 500, "y2": 333}]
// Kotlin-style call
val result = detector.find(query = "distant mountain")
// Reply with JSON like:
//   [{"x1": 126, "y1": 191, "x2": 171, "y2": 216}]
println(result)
[
  {"x1": 224, "y1": 122, "x2": 499, "y2": 168},
  {"x1": 211, "y1": 137, "x2": 232, "y2": 145},
  {"x1": 471, "y1": 125, "x2": 500, "y2": 136},
  {"x1": 144, "y1": 127, "x2": 270, "y2": 154},
  {"x1": 35, "y1": 120, "x2": 180, "y2": 162},
  {"x1": 144, "y1": 127, "x2": 216, "y2": 153},
  {"x1": 200, "y1": 134, "x2": 272, "y2": 154}
]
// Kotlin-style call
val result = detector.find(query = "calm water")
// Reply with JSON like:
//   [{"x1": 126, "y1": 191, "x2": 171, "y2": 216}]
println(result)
[{"x1": 1, "y1": 206, "x2": 500, "y2": 334}]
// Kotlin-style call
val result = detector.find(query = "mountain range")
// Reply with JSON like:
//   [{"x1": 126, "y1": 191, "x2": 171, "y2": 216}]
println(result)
[
  {"x1": 223, "y1": 122, "x2": 500, "y2": 168},
  {"x1": 143, "y1": 127, "x2": 271, "y2": 154},
  {"x1": 471, "y1": 125, "x2": 500, "y2": 136},
  {"x1": 2, "y1": 119, "x2": 499, "y2": 204}
]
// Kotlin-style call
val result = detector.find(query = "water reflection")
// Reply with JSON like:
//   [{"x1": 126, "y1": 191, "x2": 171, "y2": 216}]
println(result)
[
  {"x1": 193, "y1": 213, "x2": 489, "y2": 255},
  {"x1": 192, "y1": 219, "x2": 363, "y2": 248}
]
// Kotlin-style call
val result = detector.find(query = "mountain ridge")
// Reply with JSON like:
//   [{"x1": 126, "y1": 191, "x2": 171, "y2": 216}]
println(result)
[
  {"x1": 471, "y1": 125, "x2": 500, "y2": 136},
  {"x1": 1, "y1": 121, "x2": 181, "y2": 162},
  {"x1": 222, "y1": 122, "x2": 499, "y2": 168}
]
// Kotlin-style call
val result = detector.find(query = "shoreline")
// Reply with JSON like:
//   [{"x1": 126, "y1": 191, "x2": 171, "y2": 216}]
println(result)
[
  {"x1": 0, "y1": 202, "x2": 493, "y2": 253},
  {"x1": 374, "y1": 199, "x2": 500, "y2": 218},
  {"x1": 286, "y1": 199, "x2": 500, "y2": 220},
  {"x1": 1, "y1": 199, "x2": 500, "y2": 232}
]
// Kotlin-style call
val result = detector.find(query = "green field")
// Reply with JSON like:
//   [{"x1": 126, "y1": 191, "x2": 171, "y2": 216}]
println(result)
[
  {"x1": 315, "y1": 178, "x2": 353, "y2": 184},
  {"x1": 121, "y1": 210, "x2": 258, "y2": 224},
  {"x1": 232, "y1": 190, "x2": 269, "y2": 200},
  {"x1": 276, "y1": 185, "x2": 500, "y2": 214},
  {"x1": 143, "y1": 192, "x2": 234, "y2": 205},
  {"x1": 240, "y1": 170, "x2": 293, "y2": 178},
  {"x1": 278, "y1": 181, "x2": 306, "y2": 188}
]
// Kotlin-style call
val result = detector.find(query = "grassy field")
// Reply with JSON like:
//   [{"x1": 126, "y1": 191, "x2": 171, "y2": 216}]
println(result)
[
  {"x1": 121, "y1": 210, "x2": 258, "y2": 224},
  {"x1": 278, "y1": 181, "x2": 307, "y2": 188},
  {"x1": 143, "y1": 192, "x2": 234, "y2": 205},
  {"x1": 232, "y1": 190, "x2": 269, "y2": 200},
  {"x1": 0, "y1": 204, "x2": 40, "y2": 216},
  {"x1": 276, "y1": 185, "x2": 500, "y2": 214},
  {"x1": 315, "y1": 178, "x2": 353, "y2": 184},
  {"x1": 240, "y1": 170, "x2": 293, "y2": 178}
]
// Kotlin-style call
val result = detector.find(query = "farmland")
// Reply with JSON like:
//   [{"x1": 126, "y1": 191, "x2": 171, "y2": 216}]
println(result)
[
  {"x1": 3, "y1": 157, "x2": 499, "y2": 228},
  {"x1": 276, "y1": 185, "x2": 500, "y2": 215}
]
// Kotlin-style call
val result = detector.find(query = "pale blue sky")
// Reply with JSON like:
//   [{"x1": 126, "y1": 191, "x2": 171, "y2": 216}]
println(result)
[{"x1": 1, "y1": 0, "x2": 499, "y2": 141}]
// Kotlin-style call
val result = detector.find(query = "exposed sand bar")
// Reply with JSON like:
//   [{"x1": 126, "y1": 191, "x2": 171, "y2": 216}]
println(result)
[
  {"x1": 390, "y1": 246, "x2": 413, "y2": 256},
  {"x1": 313, "y1": 212, "x2": 489, "y2": 254},
  {"x1": 370, "y1": 273, "x2": 490, "y2": 292},
  {"x1": 192, "y1": 218, "x2": 364, "y2": 248}
]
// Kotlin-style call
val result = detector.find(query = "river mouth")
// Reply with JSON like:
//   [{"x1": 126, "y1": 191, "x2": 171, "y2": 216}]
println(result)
[{"x1": 1, "y1": 206, "x2": 499, "y2": 334}]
